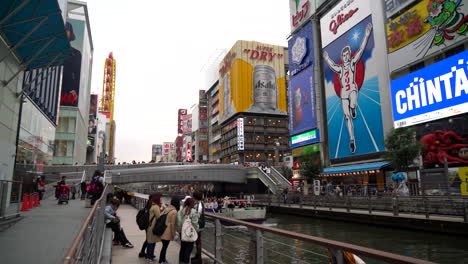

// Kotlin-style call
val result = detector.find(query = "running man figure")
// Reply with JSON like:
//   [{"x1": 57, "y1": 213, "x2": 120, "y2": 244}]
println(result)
[{"x1": 323, "y1": 23, "x2": 372, "y2": 153}]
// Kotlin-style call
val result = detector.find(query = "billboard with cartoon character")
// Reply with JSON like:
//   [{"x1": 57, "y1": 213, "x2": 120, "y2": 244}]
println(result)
[
  {"x1": 386, "y1": 0, "x2": 468, "y2": 72},
  {"x1": 320, "y1": 0, "x2": 386, "y2": 159}
]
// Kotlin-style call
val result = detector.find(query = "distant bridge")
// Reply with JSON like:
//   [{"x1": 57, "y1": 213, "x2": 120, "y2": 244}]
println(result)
[{"x1": 107, "y1": 164, "x2": 246, "y2": 184}]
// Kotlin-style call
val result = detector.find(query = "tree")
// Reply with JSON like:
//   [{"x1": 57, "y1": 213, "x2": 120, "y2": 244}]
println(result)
[
  {"x1": 279, "y1": 165, "x2": 293, "y2": 180},
  {"x1": 299, "y1": 150, "x2": 322, "y2": 181},
  {"x1": 383, "y1": 127, "x2": 421, "y2": 172}
]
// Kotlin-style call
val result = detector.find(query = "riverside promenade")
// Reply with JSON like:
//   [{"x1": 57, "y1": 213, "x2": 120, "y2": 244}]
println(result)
[{"x1": 0, "y1": 195, "x2": 90, "y2": 264}]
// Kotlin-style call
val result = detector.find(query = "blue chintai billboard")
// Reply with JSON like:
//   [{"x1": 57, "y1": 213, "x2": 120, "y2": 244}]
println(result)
[
  {"x1": 320, "y1": 0, "x2": 385, "y2": 159},
  {"x1": 391, "y1": 50, "x2": 468, "y2": 128}
]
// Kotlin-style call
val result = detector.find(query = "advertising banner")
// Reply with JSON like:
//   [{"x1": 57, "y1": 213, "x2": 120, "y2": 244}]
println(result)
[
  {"x1": 289, "y1": 21, "x2": 314, "y2": 76},
  {"x1": 237, "y1": 118, "x2": 244, "y2": 150},
  {"x1": 178, "y1": 109, "x2": 187, "y2": 133},
  {"x1": 154, "y1": 144, "x2": 162, "y2": 156},
  {"x1": 219, "y1": 41, "x2": 287, "y2": 124},
  {"x1": 180, "y1": 114, "x2": 192, "y2": 134},
  {"x1": 60, "y1": 19, "x2": 84, "y2": 107},
  {"x1": 292, "y1": 143, "x2": 320, "y2": 157},
  {"x1": 291, "y1": 129, "x2": 320, "y2": 148},
  {"x1": 289, "y1": 0, "x2": 316, "y2": 33},
  {"x1": 152, "y1": 144, "x2": 157, "y2": 161},
  {"x1": 163, "y1": 142, "x2": 171, "y2": 155},
  {"x1": 459, "y1": 167, "x2": 468, "y2": 195},
  {"x1": 88, "y1": 94, "x2": 98, "y2": 137},
  {"x1": 321, "y1": 0, "x2": 385, "y2": 159},
  {"x1": 391, "y1": 50, "x2": 468, "y2": 128},
  {"x1": 386, "y1": 0, "x2": 468, "y2": 72},
  {"x1": 289, "y1": 66, "x2": 316, "y2": 136}
]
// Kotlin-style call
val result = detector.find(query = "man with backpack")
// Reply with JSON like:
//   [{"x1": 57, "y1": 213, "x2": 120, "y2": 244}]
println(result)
[
  {"x1": 90, "y1": 170, "x2": 104, "y2": 205},
  {"x1": 191, "y1": 191, "x2": 205, "y2": 264}
]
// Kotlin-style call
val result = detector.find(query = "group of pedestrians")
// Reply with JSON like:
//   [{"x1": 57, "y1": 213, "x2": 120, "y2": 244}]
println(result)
[{"x1": 139, "y1": 191, "x2": 204, "y2": 264}]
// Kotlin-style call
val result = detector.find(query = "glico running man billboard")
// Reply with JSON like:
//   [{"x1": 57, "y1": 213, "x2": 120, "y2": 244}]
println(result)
[
  {"x1": 386, "y1": 0, "x2": 468, "y2": 72},
  {"x1": 320, "y1": 0, "x2": 385, "y2": 159},
  {"x1": 391, "y1": 50, "x2": 468, "y2": 128},
  {"x1": 288, "y1": 21, "x2": 316, "y2": 137},
  {"x1": 60, "y1": 19, "x2": 84, "y2": 107},
  {"x1": 218, "y1": 40, "x2": 287, "y2": 124}
]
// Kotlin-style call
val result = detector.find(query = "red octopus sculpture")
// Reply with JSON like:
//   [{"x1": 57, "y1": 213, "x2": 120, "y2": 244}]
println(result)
[{"x1": 421, "y1": 130, "x2": 468, "y2": 165}]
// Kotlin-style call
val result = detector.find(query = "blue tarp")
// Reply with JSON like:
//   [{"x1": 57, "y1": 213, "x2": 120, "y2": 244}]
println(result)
[
  {"x1": 0, "y1": 0, "x2": 71, "y2": 69},
  {"x1": 321, "y1": 162, "x2": 391, "y2": 175}
]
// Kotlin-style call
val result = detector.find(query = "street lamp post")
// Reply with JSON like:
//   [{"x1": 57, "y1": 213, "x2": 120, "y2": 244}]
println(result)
[{"x1": 98, "y1": 131, "x2": 107, "y2": 172}]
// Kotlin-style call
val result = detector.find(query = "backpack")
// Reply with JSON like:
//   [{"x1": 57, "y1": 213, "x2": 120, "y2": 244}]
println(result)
[
  {"x1": 89, "y1": 176, "x2": 103, "y2": 194},
  {"x1": 136, "y1": 208, "x2": 151, "y2": 230},
  {"x1": 181, "y1": 215, "x2": 198, "y2": 242},
  {"x1": 152, "y1": 209, "x2": 174, "y2": 236},
  {"x1": 197, "y1": 202, "x2": 205, "y2": 229}
]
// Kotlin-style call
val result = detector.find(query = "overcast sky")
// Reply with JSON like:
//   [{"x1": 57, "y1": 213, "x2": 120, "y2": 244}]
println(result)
[{"x1": 86, "y1": 0, "x2": 290, "y2": 163}]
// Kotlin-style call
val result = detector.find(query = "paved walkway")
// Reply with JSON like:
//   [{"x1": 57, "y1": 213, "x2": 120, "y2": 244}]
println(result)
[
  {"x1": 0, "y1": 195, "x2": 90, "y2": 264},
  {"x1": 257, "y1": 202, "x2": 466, "y2": 223},
  {"x1": 112, "y1": 204, "x2": 181, "y2": 263}
]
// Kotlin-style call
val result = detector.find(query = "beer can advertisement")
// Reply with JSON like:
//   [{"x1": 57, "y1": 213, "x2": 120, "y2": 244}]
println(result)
[
  {"x1": 288, "y1": 66, "x2": 316, "y2": 136},
  {"x1": 218, "y1": 40, "x2": 287, "y2": 124},
  {"x1": 60, "y1": 19, "x2": 84, "y2": 107},
  {"x1": 386, "y1": 0, "x2": 468, "y2": 72},
  {"x1": 320, "y1": 0, "x2": 385, "y2": 159}
]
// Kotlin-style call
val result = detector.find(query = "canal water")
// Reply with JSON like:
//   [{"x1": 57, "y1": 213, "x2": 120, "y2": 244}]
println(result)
[{"x1": 212, "y1": 213, "x2": 468, "y2": 264}]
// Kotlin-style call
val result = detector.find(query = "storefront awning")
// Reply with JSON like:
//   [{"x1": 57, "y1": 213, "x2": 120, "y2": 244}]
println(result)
[
  {"x1": 321, "y1": 162, "x2": 391, "y2": 176},
  {"x1": 0, "y1": 0, "x2": 71, "y2": 69}
]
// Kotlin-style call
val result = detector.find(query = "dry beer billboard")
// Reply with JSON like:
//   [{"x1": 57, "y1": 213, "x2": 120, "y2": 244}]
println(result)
[
  {"x1": 218, "y1": 40, "x2": 287, "y2": 124},
  {"x1": 320, "y1": 0, "x2": 385, "y2": 159}
]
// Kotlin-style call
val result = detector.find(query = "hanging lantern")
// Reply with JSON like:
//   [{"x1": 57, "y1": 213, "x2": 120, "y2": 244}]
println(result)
[
  {"x1": 109, "y1": 52, "x2": 113, "y2": 59},
  {"x1": 106, "y1": 83, "x2": 110, "y2": 91},
  {"x1": 107, "y1": 58, "x2": 112, "y2": 65},
  {"x1": 106, "y1": 75, "x2": 110, "y2": 82},
  {"x1": 107, "y1": 66, "x2": 111, "y2": 73}
]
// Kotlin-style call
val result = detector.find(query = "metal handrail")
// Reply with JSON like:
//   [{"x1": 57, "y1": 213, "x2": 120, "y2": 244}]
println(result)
[
  {"x1": 204, "y1": 212, "x2": 433, "y2": 264},
  {"x1": 129, "y1": 192, "x2": 434, "y2": 264},
  {"x1": 63, "y1": 172, "x2": 109, "y2": 264}
]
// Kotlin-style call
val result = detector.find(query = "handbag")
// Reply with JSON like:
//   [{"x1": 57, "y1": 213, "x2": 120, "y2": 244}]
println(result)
[{"x1": 181, "y1": 215, "x2": 198, "y2": 242}]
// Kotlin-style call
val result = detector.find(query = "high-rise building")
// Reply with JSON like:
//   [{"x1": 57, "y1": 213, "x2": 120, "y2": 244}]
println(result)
[
  {"x1": 1, "y1": 0, "x2": 73, "y2": 211},
  {"x1": 216, "y1": 40, "x2": 290, "y2": 164},
  {"x1": 53, "y1": 1, "x2": 94, "y2": 165}
]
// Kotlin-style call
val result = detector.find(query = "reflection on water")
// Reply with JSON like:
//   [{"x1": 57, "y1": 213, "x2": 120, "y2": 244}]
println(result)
[{"x1": 208, "y1": 213, "x2": 468, "y2": 264}]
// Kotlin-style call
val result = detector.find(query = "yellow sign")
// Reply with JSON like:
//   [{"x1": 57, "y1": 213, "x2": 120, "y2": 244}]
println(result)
[
  {"x1": 459, "y1": 167, "x2": 468, "y2": 195},
  {"x1": 386, "y1": 0, "x2": 432, "y2": 52},
  {"x1": 219, "y1": 40, "x2": 287, "y2": 123}
]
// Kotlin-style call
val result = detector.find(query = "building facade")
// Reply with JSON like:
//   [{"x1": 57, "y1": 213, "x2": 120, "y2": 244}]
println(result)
[
  {"x1": 217, "y1": 40, "x2": 290, "y2": 165},
  {"x1": 53, "y1": 1, "x2": 94, "y2": 165}
]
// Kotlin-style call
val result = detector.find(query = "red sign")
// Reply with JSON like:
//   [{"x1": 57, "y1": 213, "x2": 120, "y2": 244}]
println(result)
[
  {"x1": 243, "y1": 46, "x2": 283, "y2": 62},
  {"x1": 292, "y1": 0, "x2": 310, "y2": 28},
  {"x1": 329, "y1": 8, "x2": 359, "y2": 34}
]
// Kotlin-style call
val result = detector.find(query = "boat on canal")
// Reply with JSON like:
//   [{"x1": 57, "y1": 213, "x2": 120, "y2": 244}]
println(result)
[{"x1": 205, "y1": 198, "x2": 266, "y2": 225}]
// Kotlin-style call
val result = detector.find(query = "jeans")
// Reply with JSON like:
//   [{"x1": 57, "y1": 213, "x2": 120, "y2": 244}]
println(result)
[
  {"x1": 192, "y1": 232, "x2": 202, "y2": 263},
  {"x1": 106, "y1": 222, "x2": 129, "y2": 245},
  {"x1": 140, "y1": 240, "x2": 148, "y2": 254},
  {"x1": 147, "y1": 242, "x2": 156, "y2": 260},
  {"x1": 159, "y1": 240, "x2": 170, "y2": 263},
  {"x1": 179, "y1": 241, "x2": 194, "y2": 264}
]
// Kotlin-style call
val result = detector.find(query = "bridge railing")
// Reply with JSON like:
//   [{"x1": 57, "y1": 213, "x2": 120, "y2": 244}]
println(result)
[
  {"x1": 63, "y1": 171, "x2": 111, "y2": 264},
  {"x1": 128, "y1": 193, "x2": 433, "y2": 264},
  {"x1": 254, "y1": 193, "x2": 468, "y2": 221}
]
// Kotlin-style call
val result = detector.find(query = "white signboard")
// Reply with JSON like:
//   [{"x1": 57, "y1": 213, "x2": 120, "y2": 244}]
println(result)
[
  {"x1": 237, "y1": 118, "x2": 244, "y2": 151},
  {"x1": 289, "y1": 0, "x2": 316, "y2": 33},
  {"x1": 320, "y1": 0, "x2": 372, "y2": 47}
]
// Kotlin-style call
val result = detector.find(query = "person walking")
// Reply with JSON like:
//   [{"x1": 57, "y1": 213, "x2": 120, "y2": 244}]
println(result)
[
  {"x1": 177, "y1": 198, "x2": 199, "y2": 264},
  {"x1": 90, "y1": 170, "x2": 104, "y2": 205},
  {"x1": 191, "y1": 191, "x2": 205, "y2": 264},
  {"x1": 158, "y1": 197, "x2": 179, "y2": 264},
  {"x1": 146, "y1": 193, "x2": 162, "y2": 263},
  {"x1": 70, "y1": 184, "x2": 77, "y2": 199},
  {"x1": 80, "y1": 181, "x2": 87, "y2": 200},
  {"x1": 36, "y1": 176, "x2": 45, "y2": 200},
  {"x1": 138, "y1": 194, "x2": 154, "y2": 258}
]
